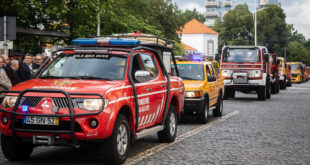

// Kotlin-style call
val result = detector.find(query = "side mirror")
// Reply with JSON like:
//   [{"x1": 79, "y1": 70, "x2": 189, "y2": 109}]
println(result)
[
  {"x1": 134, "y1": 70, "x2": 151, "y2": 83},
  {"x1": 207, "y1": 75, "x2": 217, "y2": 82}
]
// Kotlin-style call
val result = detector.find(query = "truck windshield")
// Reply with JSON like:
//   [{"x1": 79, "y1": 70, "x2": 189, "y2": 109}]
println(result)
[
  {"x1": 177, "y1": 64, "x2": 204, "y2": 80},
  {"x1": 223, "y1": 48, "x2": 260, "y2": 63},
  {"x1": 290, "y1": 64, "x2": 299, "y2": 70},
  {"x1": 39, "y1": 54, "x2": 127, "y2": 80}
]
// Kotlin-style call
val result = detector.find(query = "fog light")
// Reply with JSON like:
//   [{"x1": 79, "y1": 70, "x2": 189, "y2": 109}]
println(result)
[
  {"x1": 1, "y1": 115, "x2": 8, "y2": 125},
  {"x1": 89, "y1": 119, "x2": 98, "y2": 128}
]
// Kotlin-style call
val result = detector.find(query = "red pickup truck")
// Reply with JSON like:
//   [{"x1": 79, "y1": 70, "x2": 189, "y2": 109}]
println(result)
[{"x1": 0, "y1": 36, "x2": 184, "y2": 164}]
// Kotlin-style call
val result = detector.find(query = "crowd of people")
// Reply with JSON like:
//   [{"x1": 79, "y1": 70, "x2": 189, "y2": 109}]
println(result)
[{"x1": 0, "y1": 53, "x2": 46, "y2": 102}]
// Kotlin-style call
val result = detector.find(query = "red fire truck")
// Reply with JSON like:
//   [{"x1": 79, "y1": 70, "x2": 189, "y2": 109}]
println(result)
[
  {"x1": 0, "y1": 36, "x2": 184, "y2": 164},
  {"x1": 218, "y1": 46, "x2": 272, "y2": 100}
]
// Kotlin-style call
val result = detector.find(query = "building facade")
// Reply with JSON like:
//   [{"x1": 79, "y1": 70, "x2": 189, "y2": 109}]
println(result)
[
  {"x1": 204, "y1": 0, "x2": 281, "y2": 27},
  {"x1": 179, "y1": 19, "x2": 219, "y2": 57}
]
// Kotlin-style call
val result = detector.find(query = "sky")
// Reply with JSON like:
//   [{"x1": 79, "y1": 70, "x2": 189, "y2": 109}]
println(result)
[{"x1": 172, "y1": 0, "x2": 310, "y2": 40}]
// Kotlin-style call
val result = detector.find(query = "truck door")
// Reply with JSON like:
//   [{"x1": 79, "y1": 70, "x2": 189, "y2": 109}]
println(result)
[
  {"x1": 131, "y1": 52, "x2": 166, "y2": 130},
  {"x1": 206, "y1": 64, "x2": 216, "y2": 106}
]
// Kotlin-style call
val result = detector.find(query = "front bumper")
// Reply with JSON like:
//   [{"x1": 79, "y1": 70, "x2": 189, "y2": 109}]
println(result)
[
  {"x1": 0, "y1": 89, "x2": 109, "y2": 146},
  {"x1": 184, "y1": 98, "x2": 203, "y2": 114},
  {"x1": 224, "y1": 78, "x2": 266, "y2": 86}
]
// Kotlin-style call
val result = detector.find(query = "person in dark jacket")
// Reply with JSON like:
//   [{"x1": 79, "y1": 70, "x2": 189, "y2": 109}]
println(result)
[
  {"x1": 17, "y1": 57, "x2": 31, "y2": 82},
  {"x1": 5, "y1": 60, "x2": 22, "y2": 86}
]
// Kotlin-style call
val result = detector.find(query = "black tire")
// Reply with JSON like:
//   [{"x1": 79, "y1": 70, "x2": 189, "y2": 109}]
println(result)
[
  {"x1": 196, "y1": 98, "x2": 209, "y2": 124},
  {"x1": 158, "y1": 105, "x2": 177, "y2": 143},
  {"x1": 102, "y1": 114, "x2": 130, "y2": 165},
  {"x1": 266, "y1": 82, "x2": 271, "y2": 99},
  {"x1": 223, "y1": 89, "x2": 229, "y2": 100},
  {"x1": 1, "y1": 134, "x2": 33, "y2": 161},
  {"x1": 276, "y1": 79, "x2": 280, "y2": 93},
  {"x1": 258, "y1": 86, "x2": 266, "y2": 100},
  {"x1": 271, "y1": 82, "x2": 276, "y2": 94},
  {"x1": 283, "y1": 79, "x2": 287, "y2": 89},
  {"x1": 213, "y1": 94, "x2": 223, "y2": 117}
]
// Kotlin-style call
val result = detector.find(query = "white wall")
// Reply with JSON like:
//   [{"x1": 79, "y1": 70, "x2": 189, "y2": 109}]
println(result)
[{"x1": 181, "y1": 33, "x2": 218, "y2": 57}]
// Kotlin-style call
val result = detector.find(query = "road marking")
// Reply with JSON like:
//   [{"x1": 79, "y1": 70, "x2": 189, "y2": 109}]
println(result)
[
  {"x1": 288, "y1": 87, "x2": 310, "y2": 90},
  {"x1": 124, "y1": 110, "x2": 240, "y2": 165}
]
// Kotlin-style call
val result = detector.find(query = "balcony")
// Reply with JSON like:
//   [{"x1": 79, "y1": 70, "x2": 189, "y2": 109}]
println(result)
[
  {"x1": 204, "y1": 11, "x2": 220, "y2": 17},
  {"x1": 224, "y1": 1, "x2": 232, "y2": 7},
  {"x1": 205, "y1": 1, "x2": 220, "y2": 7}
]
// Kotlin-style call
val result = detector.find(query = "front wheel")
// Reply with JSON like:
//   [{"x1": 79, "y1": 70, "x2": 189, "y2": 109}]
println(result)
[
  {"x1": 1, "y1": 134, "x2": 33, "y2": 161},
  {"x1": 213, "y1": 94, "x2": 223, "y2": 117},
  {"x1": 101, "y1": 114, "x2": 130, "y2": 165},
  {"x1": 197, "y1": 99, "x2": 209, "y2": 124},
  {"x1": 158, "y1": 105, "x2": 177, "y2": 143},
  {"x1": 258, "y1": 86, "x2": 266, "y2": 100}
]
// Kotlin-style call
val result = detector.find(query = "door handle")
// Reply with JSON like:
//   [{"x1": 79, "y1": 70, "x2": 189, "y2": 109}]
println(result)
[
  {"x1": 146, "y1": 88, "x2": 152, "y2": 92},
  {"x1": 160, "y1": 84, "x2": 165, "y2": 87}
]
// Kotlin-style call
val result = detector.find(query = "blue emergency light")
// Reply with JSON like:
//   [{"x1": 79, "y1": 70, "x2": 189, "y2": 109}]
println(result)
[
  {"x1": 191, "y1": 54, "x2": 203, "y2": 61},
  {"x1": 72, "y1": 38, "x2": 141, "y2": 46},
  {"x1": 22, "y1": 105, "x2": 29, "y2": 112}
]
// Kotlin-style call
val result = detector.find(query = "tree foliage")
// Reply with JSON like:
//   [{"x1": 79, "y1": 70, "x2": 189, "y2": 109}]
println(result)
[
  {"x1": 1, "y1": 0, "x2": 186, "y2": 54},
  {"x1": 178, "y1": 9, "x2": 205, "y2": 24}
]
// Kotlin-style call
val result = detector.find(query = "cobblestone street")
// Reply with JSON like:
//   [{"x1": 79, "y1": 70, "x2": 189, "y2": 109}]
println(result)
[{"x1": 1, "y1": 82, "x2": 310, "y2": 165}]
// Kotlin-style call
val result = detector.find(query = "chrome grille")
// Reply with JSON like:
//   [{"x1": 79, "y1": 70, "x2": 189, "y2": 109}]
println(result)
[
  {"x1": 52, "y1": 98, "x2": 78, "y2": 108},
  {"x1": 20, "y1": 97, "x2": 43, "y2": 107}
]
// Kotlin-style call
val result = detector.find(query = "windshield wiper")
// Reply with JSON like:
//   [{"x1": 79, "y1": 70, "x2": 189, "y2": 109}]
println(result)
[
  {"x1": 40, "y1": 76, "x2": 65, "y2": 79},
  {"x1": 67, "y1": 76, "x2": 111, "y2": 80}
]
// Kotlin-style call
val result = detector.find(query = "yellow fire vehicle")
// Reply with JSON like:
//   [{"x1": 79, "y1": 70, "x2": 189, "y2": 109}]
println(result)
[
  {"x1": 175, "y1": 56, "x2": 224, "y2": 124},
  {"x1": 288, "y1": 62, "x2": 303, "y2": 83}
]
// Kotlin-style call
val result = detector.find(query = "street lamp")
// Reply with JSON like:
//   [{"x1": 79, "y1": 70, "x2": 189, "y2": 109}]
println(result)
[{"x1": 254, "y1": 0, "x2": 267, "y2": 46}]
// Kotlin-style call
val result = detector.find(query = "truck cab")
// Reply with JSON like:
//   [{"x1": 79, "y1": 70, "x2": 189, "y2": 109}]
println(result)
[
  {"x1": 175, "y1": 55, "x2": 224, "y2": 124},
  {"x1": 219, "y1": 46, "x2": 271, "y2": 100},
  {"x1": 288, "y1": 62, "x2": 303, "y2": 83},
  {"x1": 0, "y1": 35, "x2": 184, "y2": 164}
]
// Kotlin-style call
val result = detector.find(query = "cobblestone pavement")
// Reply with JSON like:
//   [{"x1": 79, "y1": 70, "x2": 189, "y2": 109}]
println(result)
[{"x1": 1, "y1": 82, "x2": 310, "y2": 164}]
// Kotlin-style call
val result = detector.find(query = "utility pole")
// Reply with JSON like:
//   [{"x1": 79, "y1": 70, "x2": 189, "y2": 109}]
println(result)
[
  {"x1": 254, "y1": 0, "x2": 257, "y2": 46},
  {"x1": 3, "y1": 16, "x2": 8, "y2": 55},
  {"x1": 97, "y1": 13, "x2": 100, "y2": 37}
]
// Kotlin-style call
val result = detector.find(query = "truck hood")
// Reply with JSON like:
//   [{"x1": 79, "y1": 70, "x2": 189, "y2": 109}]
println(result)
[
  {"x1": 11, "y1": 79, "x2": 124, "y2": 96},
  {"x1": 183, "y1": 80, "x2": 205, "y2": 91}
]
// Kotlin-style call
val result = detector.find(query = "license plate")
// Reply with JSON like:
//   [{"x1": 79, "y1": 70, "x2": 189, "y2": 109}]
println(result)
[{"x1": 23, "y1": 116, "x2": 59, "y2": 125}]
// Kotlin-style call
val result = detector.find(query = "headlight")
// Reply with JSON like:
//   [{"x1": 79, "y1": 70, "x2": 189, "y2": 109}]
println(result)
[
  {"x1": 1, "y1": 96, "x2": 18, "y2": 108},
  {"x1": 75, "y1": 98, "x2": 108, "y2": 111},
  {"x1": 250, "y1": 70, "x2": 261, "y2": 77},
  {"x1": 185, "y1": 90, "x2": 203, "y2": 98},
  {"x1": 222, "y1": 70, "x2": 232, "y2": 77}
]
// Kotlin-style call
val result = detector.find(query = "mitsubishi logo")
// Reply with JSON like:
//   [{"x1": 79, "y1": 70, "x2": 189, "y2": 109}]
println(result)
[{"x1": 40, "y1": 100, "x2": 50, "y2": 109}]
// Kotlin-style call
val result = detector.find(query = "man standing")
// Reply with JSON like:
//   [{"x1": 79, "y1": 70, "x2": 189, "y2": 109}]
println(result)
[
  {"x1": 1, "y1": 54, "x2": 10, "y2": 70},
  {"x1": 5, "y1": 60, "x2": 21, "y2": 86},
  {"x1": 18, "y1": 54, "x2": 32, "y2": 82},
  {"x1": 0, "y1": 57, "x2": 12, "y2": 103},
  {"x1": 23, "y1": 53, "x2": 33, "y2": 71},
  {"x1": 33, "y1": 54, "x2": 43, "y2": 70}
]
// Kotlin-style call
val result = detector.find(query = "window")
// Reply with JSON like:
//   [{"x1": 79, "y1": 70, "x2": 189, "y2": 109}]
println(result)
[
  {"x1": 212, "y1": 62, "x2": 221, "y2": 78},
  {"x1": 132, "y1": 53, "x2": 158, "y2": 83}
]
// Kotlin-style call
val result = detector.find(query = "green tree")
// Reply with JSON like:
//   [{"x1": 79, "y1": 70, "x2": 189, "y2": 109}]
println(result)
[
  {"x1": 287, "y1": 41, "x2": 310, "y2": 65},
  {"x1": 256, "y1": 4, "x2": 288, "y2": 55},
  {"x1": 213, "y1": 4, "x2": 254, "y2": 49},
  {"x1": 179, "y1": 9, "x2": 205, "y2": 24}
]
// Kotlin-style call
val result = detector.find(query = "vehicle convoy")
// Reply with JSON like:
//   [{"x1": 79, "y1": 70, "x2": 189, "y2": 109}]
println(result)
[
  {"x1": 288, "y1": 62, "x2": 304, "y2": 83},
  {"x1": 218, "y1": 46, "x2": 272, "y2": 100},
  {"x1": 0, "y1": 34, "x2": 185, "y2": 164},
  {"x1": 175, "y1": 56, "x2": 224, "y2": 123},
  {"x1": 270, "y1": 53, "x2": 280, "y2": 94}
]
